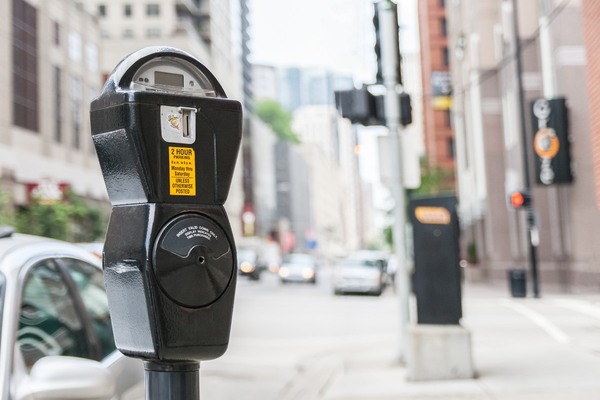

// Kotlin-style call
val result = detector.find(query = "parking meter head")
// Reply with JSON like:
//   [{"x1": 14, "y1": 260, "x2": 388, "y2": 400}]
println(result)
[
  {"x1": 90, "y1": 47, "x2": 240, "y2": 362},
  {"x1": 91, "y1": 46, "x2": 242, "y2": 206},
  {"x1": 98, "y1": 46, "x2": 226, "y2": 101}
]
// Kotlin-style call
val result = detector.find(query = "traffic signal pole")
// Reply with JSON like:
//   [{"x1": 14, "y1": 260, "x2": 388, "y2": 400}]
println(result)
[
  {"x1": 512, "y1": 0, "x2": 540, "y2": 297},
  {"x1": 378, "y1": 0, "x2": 410, "y2": 362}
]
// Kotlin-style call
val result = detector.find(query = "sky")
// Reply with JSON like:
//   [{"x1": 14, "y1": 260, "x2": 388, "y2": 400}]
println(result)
[
  {"x1": 249, "y1": 0, "x2": 419, "y2": 83},
  {"x1": 249, "y1": 0, "x2": 374, "y2": 82},
  {"x1": 248, "y1": 0, "x2": 421, "y2": 206}
]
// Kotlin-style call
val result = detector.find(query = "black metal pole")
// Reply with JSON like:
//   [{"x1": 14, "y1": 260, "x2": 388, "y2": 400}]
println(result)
[
  {"x1": 145, "y1": 361, "x2": 200, "y2": 400},
  {"x1": 512, "y1": 0, "x2": 540, "y2": 298}
]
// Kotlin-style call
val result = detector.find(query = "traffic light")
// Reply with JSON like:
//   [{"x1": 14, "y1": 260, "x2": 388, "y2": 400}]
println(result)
[
  {"x1": 509, "y1": 191, "x2": 531, "y2": 209},
  {"x1": 334, "y1": 86, "x2": 385, "y2": 126},
  {"x1": 373, "y1": 1, "x2": 402, "y2": 85},
  {"x1": 373, "y1": 4, "x2": 382, "y2": 84},
  {"x1": 400, "y1": 92, "x2": 412, "y2": 126}
]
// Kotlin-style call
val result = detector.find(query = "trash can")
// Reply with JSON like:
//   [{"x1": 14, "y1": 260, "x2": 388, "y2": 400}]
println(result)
[{"x1": 508, "y1": 269, "x2": 527, "y2": 298}]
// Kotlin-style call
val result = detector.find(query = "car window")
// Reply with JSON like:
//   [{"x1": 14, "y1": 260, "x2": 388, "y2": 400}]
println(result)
[
  {"x1": 18, "y1": 260, "x2": 89, "y2": 369},
  {"x1": 60, "y1": 258, "x2": 116, "y2": 360},
  {"x1": 238, "y1": 249, "x2": 257, "y2": 262},
  {"x1": 284, "y1": 254, "x2": 314, "y2": 264}
]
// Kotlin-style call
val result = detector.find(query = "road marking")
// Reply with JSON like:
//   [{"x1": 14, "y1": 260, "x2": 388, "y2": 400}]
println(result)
[{"x1": 500, "y1": 299, "x2": 571, "y2": 344}]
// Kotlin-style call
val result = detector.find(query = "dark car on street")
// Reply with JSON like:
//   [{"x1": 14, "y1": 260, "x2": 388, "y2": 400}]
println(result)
[{"x1": 237, "y1": 247, "x2": 266, "y2": 280}]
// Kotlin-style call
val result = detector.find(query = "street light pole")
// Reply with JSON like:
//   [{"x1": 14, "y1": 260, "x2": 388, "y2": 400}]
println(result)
[
  {"x1": 512, "y1": 0, "x2": 541, "y2": 297},
  {"x1": 378, "y1": 0, "x2": 410, "y2": 362}
]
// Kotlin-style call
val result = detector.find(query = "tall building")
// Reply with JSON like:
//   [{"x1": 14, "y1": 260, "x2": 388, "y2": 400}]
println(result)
[
  {"x1": 292, "y1": 105, "x2": 363, "y2": 255},
  {"x1": 418, "y1": 0, "x2": 455, "y2": 175},
  {"x1": 447, "y1": 0, "x2": 599, "y2": 288},
  {"x1": 0, "y1": 0, "x2": 105, "y2": 207},
  {"x1": 250, "y1": 63, "x2": 363, "y2": 253}
]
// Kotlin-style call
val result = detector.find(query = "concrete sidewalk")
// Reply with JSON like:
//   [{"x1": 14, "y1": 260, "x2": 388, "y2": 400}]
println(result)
[{"x1": 321, "y1": 284, "x2": 600, "y2": 400}]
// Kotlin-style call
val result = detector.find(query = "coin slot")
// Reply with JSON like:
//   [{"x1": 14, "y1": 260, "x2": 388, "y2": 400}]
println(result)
[{"x1": 182, "y1": 108, "x2": 193, "y2": 138}]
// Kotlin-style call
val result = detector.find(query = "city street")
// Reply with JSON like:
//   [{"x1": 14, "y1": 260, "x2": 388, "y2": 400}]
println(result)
[
  {"x1": 202, "y1": 267, "x2": 600, "y2": 399},
  {"x1": 202, "y1": 266, "x2": 399, "y2": 399}
]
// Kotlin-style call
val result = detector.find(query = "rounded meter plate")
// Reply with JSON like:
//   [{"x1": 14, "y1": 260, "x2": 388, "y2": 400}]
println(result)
[{"x1": 153, "y1": 214, "x2": 233, "y2": 308}]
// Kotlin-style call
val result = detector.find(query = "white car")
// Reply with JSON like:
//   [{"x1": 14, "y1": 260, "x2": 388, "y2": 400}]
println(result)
[
  {"x1": 278, "y1": 253, "x2": 318, "y2": 284},
  {"x1": 0, "y1": 228, "x2": 144, "y2": 399},
  {"x1": 333, "y1": 257, "x2": 386, "y2": 296}
]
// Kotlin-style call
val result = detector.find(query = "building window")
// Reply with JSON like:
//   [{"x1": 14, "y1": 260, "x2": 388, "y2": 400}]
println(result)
[
  {"x1": 71, "y1": 77, "x2": 82, "y2": 149},
  {"x1": 53, "y1": 21, "x2": 60, "y2": 46},
  {"x1": 440, "y1": 17, "x2": 447, "y2": 37},
  {"x1": 447, "y1": 137, "x2": 455, "y2": 159},
  {"x1": 122, "y1": 28, "x2": 134, "y2": 38},
  {"x1": 439, "y1": 0, "x2": 446, "y2": 7},
  {"x1": 146, "y1": 28, "x2": 161, "y2": 37},
  {"x1": 53, "y1": 66, "x2": 62, "y2": 143},
  {"x1": 442, "y1": 46, "x2": 450, "y2": 67},
  {"x1": 445, "y1": 109, "x2": 452, "y2": 127},
  {"x1": 98, "y1": 4, "x2": 106, "y2": 17},
  {"x1": 124, "y1": 4, "x2": 132, "y2": 17},
  {"x1": 146, "y1": 4, "x2": 160, "y2": 16},
  {"x1": 86, "y1": 43, "x2": 98, "y2": 72},
  {"x1": 12, "y1": 0, "x2": 39, "y2": 132},
  {"x1": 68, "y1": 31, "x2": 81, "y2": 62}
]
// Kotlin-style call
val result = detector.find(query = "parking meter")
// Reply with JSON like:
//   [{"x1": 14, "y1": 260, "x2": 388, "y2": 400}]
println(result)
[{"x1": 90, "y1": 47, "x2": 241, "y2": 367}]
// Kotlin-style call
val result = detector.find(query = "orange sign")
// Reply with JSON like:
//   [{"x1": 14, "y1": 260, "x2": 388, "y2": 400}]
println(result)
[
  {"x1": 534, "y1": 128, "x2": 560, "y2": 159},
  {"x1": 415, "y1": 207, "x2": 451, "y2": 225}
]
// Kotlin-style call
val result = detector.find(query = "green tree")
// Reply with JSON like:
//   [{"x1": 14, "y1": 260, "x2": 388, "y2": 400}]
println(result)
[
  {"x1": 0, "y1": 190, "x2": 15, "y2": 226},
  {"x1": 410, "y1": 159, "x2": 455, "y2": 196},
  {"x1": 254, "y1": 99, "x2": 301, "y2": 144},
  {"x1": 15, "y1": 191, "x2": 106, "y2": 242}
]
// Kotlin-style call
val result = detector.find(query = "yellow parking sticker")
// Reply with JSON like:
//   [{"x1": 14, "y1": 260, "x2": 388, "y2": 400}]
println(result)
[{"x1": 169, "y1": 146, "x2": 196, "y2": 196}]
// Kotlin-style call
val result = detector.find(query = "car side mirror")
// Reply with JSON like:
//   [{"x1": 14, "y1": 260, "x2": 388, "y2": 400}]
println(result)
[{"x1": 16, "y1": 356, "x2": 116, "y2": 400}]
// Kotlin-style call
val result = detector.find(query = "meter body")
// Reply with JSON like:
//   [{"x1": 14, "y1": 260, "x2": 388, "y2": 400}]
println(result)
[{"x1": 90, "y1": 47, "x2": 241, "y2": 361}]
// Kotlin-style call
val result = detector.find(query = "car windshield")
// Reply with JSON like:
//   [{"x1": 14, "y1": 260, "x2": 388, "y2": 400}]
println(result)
[
  {"x1": 283, "y1": 254, "x2": 314, "y2": 265},
  {"x1": 237, "y1": 249, "x2": 257, "y2": 262},
  {"x1": 341, "y1": 259, "x2": 380, "y2": 268}
]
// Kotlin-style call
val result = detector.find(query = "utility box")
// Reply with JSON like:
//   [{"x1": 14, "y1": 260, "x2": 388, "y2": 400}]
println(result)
[{"x1": 409, "y1": 195, "x2": 461, "y2": 325}]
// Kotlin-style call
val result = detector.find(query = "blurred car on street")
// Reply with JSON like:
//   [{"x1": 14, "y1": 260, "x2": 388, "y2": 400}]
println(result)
[
  {"x1": 237, "y1": 247, "x2": 266, "y2": 280},
  {"x1": 278, "y1": 253, "x2": 318, "y2": 284},
  {"x1": 0, "y1": 227, "x2": 143, "y2": 399},
  {"x1": 333, "y1": 253, "x2": 388, "y2": 296}
]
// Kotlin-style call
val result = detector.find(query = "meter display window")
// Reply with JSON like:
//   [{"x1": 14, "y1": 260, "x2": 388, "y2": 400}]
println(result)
[{"x1": 155, "y1": 71, "x2": 184, "y2": 88}]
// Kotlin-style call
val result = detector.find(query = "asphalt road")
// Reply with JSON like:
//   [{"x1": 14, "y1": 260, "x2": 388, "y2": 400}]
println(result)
[
  {"x1": 201, "y1": 269, "x2": 600, "y2": 400},
  {"x1": 201, "y1": 266, "x2": 399, "y2": 400}
]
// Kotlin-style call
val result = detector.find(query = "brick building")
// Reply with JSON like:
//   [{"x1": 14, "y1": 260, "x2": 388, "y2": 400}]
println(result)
[
  {"x1": 447, "y1": 0, "x2": 600, "y2": 289},
  {"x1": 418, "y1": 0, "x2": 456, "y2": 176}
]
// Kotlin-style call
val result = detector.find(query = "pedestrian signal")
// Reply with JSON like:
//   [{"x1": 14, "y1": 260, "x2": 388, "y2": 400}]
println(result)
[{"x1": 509, "y1": 191, "x2": 530, "y2": 209}]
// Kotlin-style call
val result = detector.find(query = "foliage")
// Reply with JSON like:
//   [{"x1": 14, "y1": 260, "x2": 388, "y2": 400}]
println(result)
[
  {"x1": 0, "y1": 190, "x2": 15, "y2": 226},
  {"x1": 467, "y1": 241, "x2": 479, "y2": 264},
  {"x1": 410, "y1": 159, "x2": 455, "y2": 196},
  {"x1": 382, "y1": 159, "x2": 455, "y2": 247},
  {"x1": 254, "y1": 99, "x2": 301, "y2": 144},
  {"x1": 14, "y1": 191, "x2": 105, "y2": 243}
]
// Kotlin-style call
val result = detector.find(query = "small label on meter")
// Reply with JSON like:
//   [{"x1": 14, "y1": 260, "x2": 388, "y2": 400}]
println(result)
[{"x1": 169, "y1": 146, "x2": 196, "y2": 196}]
